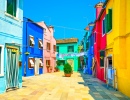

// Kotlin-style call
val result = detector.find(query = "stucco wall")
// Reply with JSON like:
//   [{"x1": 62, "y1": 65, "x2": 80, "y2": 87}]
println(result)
[{"x1": 0, "y1": 0, "x2": 23, "y2": 93}]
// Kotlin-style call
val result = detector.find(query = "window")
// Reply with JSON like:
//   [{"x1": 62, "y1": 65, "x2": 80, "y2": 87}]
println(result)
[
  {"x1": 28, "y1": 58, "x2": 34, "y2": 68},
  {"x1": 53, "y1": 45, "x2": 56, "y2": 52},
  {"x1": 105, "y1": 9, "x2": 112, "y2": 33},
  {"x1": 29, "y1": 36, "x2": 35, "y2": 47},
  {"x1": 47, "y1": 42, "x2": 50, "y2": 51},
  {"x1": 39, "y1": 58, "x2": 43, "y2": 68},
  {"x1": 102, "y1": 18, "x2": 106, "y2": 35},
  {"x1": 46, "y1": 60, "x2": 50, "y2": 67},
  {"x1": 100, "y1": 51, "x2": 105, "y2": 67},
  {"x1": 56, "y1": 46, "x2": 59, "y2": 52},
  {"x1": 7, "y1": 0, "x2": 17, "y2": 17},
  {"x1": 38, "y1": 39, "x2": 43, "y2": 49},
  {"x1": 86, "y1": 42, "x2": 89, "y2": 50},
  {"x1": 68, "y1": 46, "x2": 74, "y2": 52},
  {"x1": 59, "y1": 60, "x2": 65, "y2": 65},
  {"x1": 94, "y1": 32, "x2": 96, "y2": 43}
]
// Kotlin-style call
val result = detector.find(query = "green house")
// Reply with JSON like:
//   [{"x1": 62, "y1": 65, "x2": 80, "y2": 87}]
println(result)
[{"x1": 56, "y1": 38, "x2": 79, "y2": 72}]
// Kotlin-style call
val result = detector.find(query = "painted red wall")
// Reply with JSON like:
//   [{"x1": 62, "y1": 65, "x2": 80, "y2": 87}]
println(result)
[{"x1": 93, "y1": 8, "x2": 106, "y2": 83}]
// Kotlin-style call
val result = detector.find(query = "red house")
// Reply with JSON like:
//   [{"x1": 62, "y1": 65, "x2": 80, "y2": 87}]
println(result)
[{"x1": 93, "y1": 2, "x2": 106, "y2": 83}]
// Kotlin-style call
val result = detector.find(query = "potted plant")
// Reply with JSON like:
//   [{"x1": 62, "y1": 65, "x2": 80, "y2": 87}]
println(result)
[{"x1": 63, "y1": 63, "x2": 72, "y2": 77}]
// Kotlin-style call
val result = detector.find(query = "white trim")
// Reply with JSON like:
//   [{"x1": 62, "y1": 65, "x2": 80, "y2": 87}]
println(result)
[
  {"x1": 29, "y1": 59, "x2": 34, "y2": 67},
  {"x1": 0, "y1": 45, "x2": 4, "y2": 76}
]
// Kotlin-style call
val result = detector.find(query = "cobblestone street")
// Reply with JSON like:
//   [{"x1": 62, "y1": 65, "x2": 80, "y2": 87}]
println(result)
[{"x1": 0, "y1": 72, "x2": 130, "y2": 100}]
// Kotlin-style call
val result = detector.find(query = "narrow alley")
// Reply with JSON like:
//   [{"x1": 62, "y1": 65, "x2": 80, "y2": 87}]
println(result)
[{"x1": 0, "y1": 72, "x2": 129, "y2": 100}]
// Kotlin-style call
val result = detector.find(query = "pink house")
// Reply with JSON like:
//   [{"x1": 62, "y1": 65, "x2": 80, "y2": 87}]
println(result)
[{"x1": 37, "y1": 22, "x2": 56, "y2": 73}]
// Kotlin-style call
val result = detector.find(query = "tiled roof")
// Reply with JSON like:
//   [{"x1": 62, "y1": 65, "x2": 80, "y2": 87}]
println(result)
[{"x1": 56, "y1": 38, "x2": 78, "y2": 44}]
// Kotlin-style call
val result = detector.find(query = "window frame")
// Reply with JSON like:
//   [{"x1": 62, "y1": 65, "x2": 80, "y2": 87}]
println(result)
[
  {"x1": 5, "y1": 0, "x2": 19, "y2": 17},
  {"x1": 102, "y1": 17, "x2": 106, "y2": 37},
  {"x1": 67, "y1": 45, "x2": 74, "y2": 52},
  {"x1": 46, "y1": 60, "x2": 50, "y2": 67},
  {"x1": 38, "y1": 39, "x2": 43, "y2": 49},
  {"x1": 46, "y1": 42, "x2": 51, "y2": 51},
  {"x1": 0, "y1": 45, "x2": 4, "y2": 76},
  {"x1": 28, "y1": 57, "x2": 35, "y2": 69},
  {"x1": 56, "y1": 46, "x2": 59, "y2": 52},
  {"x1": 29, "y1": 35, "x2": 35, "y2": 47}
]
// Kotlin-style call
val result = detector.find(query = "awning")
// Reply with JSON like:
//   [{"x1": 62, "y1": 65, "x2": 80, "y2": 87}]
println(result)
[
  {"x1": 39, "y1": 41, "x2": 43, "y2": 47},
  {"x1": 30, "y1": 38, "x2": 35, "y2": 44},
  {"x1": 40, "y1": 59, "x2": 43, "y2": 66},
  {"x1": 30, "y1": 59, "x2": 34, "y2": 67}
]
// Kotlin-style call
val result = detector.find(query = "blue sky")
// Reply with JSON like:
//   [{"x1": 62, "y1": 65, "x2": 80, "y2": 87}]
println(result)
[{"x1": 23, "y1": 0, "x2": 104, "y2": 43}]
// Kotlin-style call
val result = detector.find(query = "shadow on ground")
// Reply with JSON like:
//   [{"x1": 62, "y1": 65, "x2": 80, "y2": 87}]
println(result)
[{"x1": 78, "y1": 71, "x2": 130, "y2": 100}]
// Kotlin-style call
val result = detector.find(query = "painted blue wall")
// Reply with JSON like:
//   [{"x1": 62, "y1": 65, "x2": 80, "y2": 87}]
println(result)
[
  {"x1": 0, "y1": 0, "x2": 23, "y2": 94},
  {"x1": 22, "y1": 17, "x2": 44, "y2": 77},
  {"x1": 87, "y1": 25, "x2": 94, "y2": 75}
]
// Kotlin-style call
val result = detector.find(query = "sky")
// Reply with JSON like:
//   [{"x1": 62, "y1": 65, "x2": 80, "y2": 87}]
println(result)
[{"x1": 23, "y1": 0, "x2": 104, "y2": 43}]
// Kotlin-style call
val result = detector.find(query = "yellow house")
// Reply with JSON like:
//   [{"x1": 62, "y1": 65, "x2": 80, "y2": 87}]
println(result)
[{"x1": 105, "y1": 0, "x2": 130, "y2": 97}]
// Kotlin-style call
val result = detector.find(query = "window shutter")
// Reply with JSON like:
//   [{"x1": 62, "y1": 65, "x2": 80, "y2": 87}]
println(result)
[
  {"x1": 100, "y1": 51, "x2": 105, "y2": 67},
  {"x1": 108, "y1": 9, "x2": 112, "y2": 31}
]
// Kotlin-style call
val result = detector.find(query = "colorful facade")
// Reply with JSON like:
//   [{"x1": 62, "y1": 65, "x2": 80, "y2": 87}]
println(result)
[
  {"x1": 105, "y1": 0, "x2": 130, "y2": 97},
  {"x1": 93, "y1": 2, "x2": 106, "y2": 82},
  {"x1": 22, "y1": 17, "x2": 44, "y2": 77},
  {"x1": 0, "y1": 0, "x2": 23, "y2": 93},
  {"x1": 56, "y1": 38, "x2": 79, "y2": 72},
  {"x1": 87, "y1": 23, "x2": 94, "y2": 75},
  {"x1": 37, "y1": 22, "x2": 56, "y2": 73}
]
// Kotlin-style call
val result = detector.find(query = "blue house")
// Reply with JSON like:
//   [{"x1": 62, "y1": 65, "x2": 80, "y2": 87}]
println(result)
[
  {"x1": 86, "y1": 23, "x2": 94, "y2": 75},
  {"x1": 22, "y1": 17, "x2": 44, "y2": 77},
  {"x1": 0, "y1": 0, "x2": 23, "y2": 93}
]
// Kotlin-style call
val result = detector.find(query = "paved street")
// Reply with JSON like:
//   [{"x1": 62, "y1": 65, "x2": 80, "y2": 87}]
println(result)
[{"x1": 0, "y1": 72, "x2": 130, "y2": 100}]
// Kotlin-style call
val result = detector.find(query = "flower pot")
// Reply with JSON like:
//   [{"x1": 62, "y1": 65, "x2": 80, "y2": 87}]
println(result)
[{"x1": 64, "y1": 73, "x2": 71, "y2": 77}]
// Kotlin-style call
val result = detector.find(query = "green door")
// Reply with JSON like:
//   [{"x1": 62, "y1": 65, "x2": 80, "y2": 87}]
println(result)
[{"x1": 6, "y1": 47, "x2": 19, "y2": 90}]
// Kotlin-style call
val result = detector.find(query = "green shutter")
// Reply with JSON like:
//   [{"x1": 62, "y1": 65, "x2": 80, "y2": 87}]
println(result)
[
  {"x1": 100, "y1": 51, "x2": 105, "y2": 67},
  {"x1": 108, "y1": 9, "x2": 112, "y2": 31}
]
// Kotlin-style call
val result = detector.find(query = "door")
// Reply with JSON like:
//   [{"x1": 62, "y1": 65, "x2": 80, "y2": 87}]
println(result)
[
  {"x1": 34, "y1": 58, "x2": 39, "y2": 75},
  {"x1": 6, "y1": 47, "x2": 19, "y2": 90},
  {"x1": 67, "y1": 59, "x2": 74, "y2": 70}
]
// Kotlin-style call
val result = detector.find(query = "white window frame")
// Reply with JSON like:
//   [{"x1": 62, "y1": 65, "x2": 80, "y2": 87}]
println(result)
[
  {"x1": 5, "y1": 0, "x2": 19, "y2": 18},
  {"x1": 0, "y1": 45, "x2": 4, "y2": 76},
  {"x1": 102, "y1": 18, "x2": 105, "y2": 37}
]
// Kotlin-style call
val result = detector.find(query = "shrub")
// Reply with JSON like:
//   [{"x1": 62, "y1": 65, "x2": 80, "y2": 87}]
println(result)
[{"x1": 63, "y1": 63, "x2": 72, "y2": 74}]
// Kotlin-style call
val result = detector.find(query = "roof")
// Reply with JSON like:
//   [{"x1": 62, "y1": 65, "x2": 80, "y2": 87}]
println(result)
[
  {"x1": 56, "y1": 38, "x2": 78, "y2": 44},
  {"x1": 95, "y1": 2, "x2": 104, "y2": 8},
  {"x1": 23, "y1": 17, "x2": 44, "y2": 29}
]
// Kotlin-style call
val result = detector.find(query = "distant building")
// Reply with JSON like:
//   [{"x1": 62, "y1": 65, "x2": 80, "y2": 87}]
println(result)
[
  {"x1": 37, "y1": 22, "x2": 56, "y2": 73},
  {"x1": 22, "y1": 17, "x2": 44, "y2": 77},
  {"x1": 0, "y1": 0, "x2": 23, "y2": 93},
  {"x1": 56, "y1": 38, "x2": 79, "y2": 71}
]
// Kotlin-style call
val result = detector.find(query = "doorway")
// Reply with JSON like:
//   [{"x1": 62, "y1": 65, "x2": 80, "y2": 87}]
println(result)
[
  {"x1": 67, "y1": 59, "x2": 74, "y2": 70},
  {"x1": 6, "y1": 46, "x2": 20, "y2": 90},
  {"x1": 34, "y1": 58, "x2": 40, "y2": 75}
]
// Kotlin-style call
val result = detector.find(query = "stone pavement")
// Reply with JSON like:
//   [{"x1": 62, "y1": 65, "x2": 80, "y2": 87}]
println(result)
[
  {"x1": 80, "y1": 71, "x2": 130, "y2": 100},
  {"x1": 0, "y1": 72, "x2": 94, "y2": 100},
  {"x1": 0, "y1": 72, "x2": 130, "y2": 100}
]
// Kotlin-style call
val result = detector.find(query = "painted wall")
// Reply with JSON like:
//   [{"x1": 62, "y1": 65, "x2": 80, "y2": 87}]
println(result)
[
  {"x1": 22, "y1": 17, "x2": 43, "y2": 76},
  {"x1": 56, "y1": 43, "x2": 79, "y2": 72},
  {"x1": 0, "y1": 0, "x2": 23, "y2": 93},
  {"x1": 37, "y1": 22, "x2": 56, "y2": 73},
  {"x1": 93, "y1": 4, "x2": 106, "y2": 82},
  {"x1": 106, "y1": 0, "x2": 130, "y2": 97}
]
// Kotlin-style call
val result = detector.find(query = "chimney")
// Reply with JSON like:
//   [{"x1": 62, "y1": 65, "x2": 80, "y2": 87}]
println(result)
[
  {"x1": 48, "y1": 25, "x2": 54, "y2": 36},
  {"x1": 95, "y1": 2, "x2": 104, "y2": 19}
]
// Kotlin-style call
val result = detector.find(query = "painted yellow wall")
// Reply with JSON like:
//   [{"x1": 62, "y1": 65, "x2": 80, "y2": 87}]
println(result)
[{"x1": 106, "y1": 0, "x2": 130, "y2": 97}]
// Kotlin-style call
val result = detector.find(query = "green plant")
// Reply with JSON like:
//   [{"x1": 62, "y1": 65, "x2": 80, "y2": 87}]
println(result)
[{"x1": 63, "y1": 63, "x2": 72, "y2": 74}]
